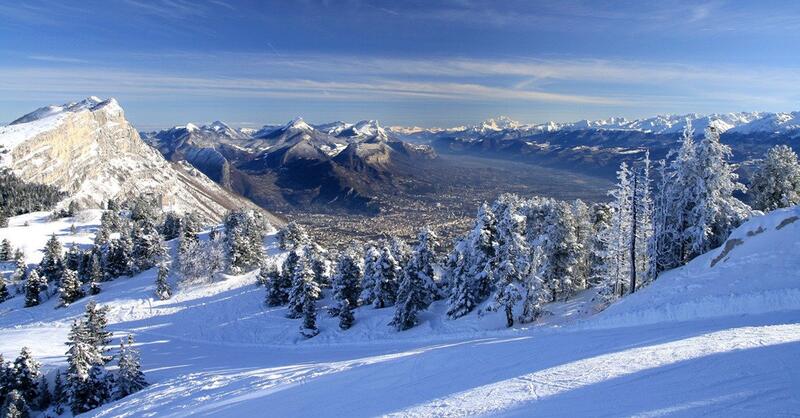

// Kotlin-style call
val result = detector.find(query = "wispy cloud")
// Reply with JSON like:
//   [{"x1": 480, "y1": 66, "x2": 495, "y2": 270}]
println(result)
[
  {"x1": 27, "y1": 55, "x2": 88, "y2": 64},
  {"x1": 1, "y1": 52, "x2": 798, "y2": 111}
]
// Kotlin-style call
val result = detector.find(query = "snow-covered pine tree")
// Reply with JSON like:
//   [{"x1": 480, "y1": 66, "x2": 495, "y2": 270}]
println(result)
[
  {"x1": 224, "y1": 209, "x2": 267, "y2": 274},
  {"x1": 277, "y1": 221, "x2": 310, "y2": 251},
  {"x1": 306, "y1": 243, "x2": 332, "y2": 288},
  {"x1": 391, "y1": 228, "x2": 440, "y2": 330},
  {"x1": 40, "y1": 234, "x2": 64, "y2": 283},
  {"x1": 71, "y1": 364, "x2": 111, "y2": 414},
  {"x1": 390, "y1": 236, "x2": 411, "y2": 270},
  {"x1": 10, "y1": 347, "x2": 41, "y2": 405},
  {"x1": 539, "y1": 200, "x2": 581, "y2": 301},
  {"x1": 83, "y1": 301, "x2": 112, "y2": 363},
  {"x1": 0, "y1": 354, "x2": 8, "y2": 399},
  {"x1": 286, "y1": 253, "x2": 320, "y2": 319},
  {"x1": 571, "y1": 199, "x2": 593, "y2": 291},
  {"x1": 0, "y1": 280, "x2": 8, "y2": 304},
  {"x1": 65, "y1": 320, "x2": 103, "y2": 414},
  {"x1": 338, "y1": 299, "x2": 355, "y2": 330},
  {"x1": 23, "y1": 271, "x2": 42, "y2": 308},
  {"x1": 88, "y1": 255, "x2": 102, "y2": 295},
  {"x1": 489, "y1": 261, "x2": 524, "y2": 328},
  {"x1": 206, "y1": 229, "x2": 228, "y2": 282},
  {"x1": 632, "y1": 151, "x2": 655, "y2": 291},
  {"x1": 331, "y1": 250, "x2": 362, "y2": 316},
  {"x1": 371, "y1": 245, "x2": 401, "y2": 309},
  {"x1": 52, "y1": 371, "x2": 66, "y2": 414},
  {"x1": 587, "y1": 203, "x2": 612, "y2": 288},
  {"x1": 155, "y1": 258, "x2": 172, "y2": 300},
  {"x1": 65, "y1": 244, "x2": 82, "y2": 273},
  {"x1": 652, "y1": 157, "x2": 677, "y2": 276},
  {"x1": 161, "y1": 211, "x2": 183, "y2": 241},
  {"x1": 598, "y1": 162, "x2": 634, "y2": 302},
  {"x1": 520, "y1": 246, "x2": 548, "y2": 323},
  {"x1": 359, "y1": 245, "x2": 381, "y2": 306},
  {"x1": 300, "y1": 293, "x2": 319, "y2": 338},
  {"x1": 59, "y1": 269, "x2": 84, "y2": 307},
  {"x1": 264, "y1": 261, "x2": 289, "y2": 307},
  {"x1": 10, "y1": 251, "x2": 26, "y2": 288},
  {"x1": 131, "y1": 219, "x2": 164, "y2": 273},
  {"x1": 35, "y1": 375, "x2": 51, "y2": 411},
  {"x1": 115, "y1": 335, "x2": 147, "y2": 399},
  {"x1": 749, "y1": 144, "x2": 800, "y2": 211},
  {"x1": 690, "y1": 126, "x2": 751, "y2": 257},
  {"x1": 105, "y1": 234, "x2": 133, "y2": 279},
  {"x1": 0, "y1": 390, "x2": 30, "y2": 418},
  {"x1": 0, "y1": 239, "x2": 11, "y2": 261},
  {"x1": 446, "y1": 202, "x2": 497, "y2": 319}
]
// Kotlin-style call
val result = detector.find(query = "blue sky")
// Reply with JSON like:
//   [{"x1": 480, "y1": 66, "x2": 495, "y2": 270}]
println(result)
[{"x1": 1, "y1": 0, "x2": 800, "y2": 129}]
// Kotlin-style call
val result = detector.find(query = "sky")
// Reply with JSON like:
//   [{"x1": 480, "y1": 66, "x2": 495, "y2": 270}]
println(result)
[{"x1": 1, "y1": 0, "x2": 800, "y2": 130}]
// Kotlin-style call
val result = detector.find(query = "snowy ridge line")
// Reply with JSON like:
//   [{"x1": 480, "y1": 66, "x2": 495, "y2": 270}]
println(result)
[{"x1": 385, "y1": 323, "x2": 800, "y2": 417}]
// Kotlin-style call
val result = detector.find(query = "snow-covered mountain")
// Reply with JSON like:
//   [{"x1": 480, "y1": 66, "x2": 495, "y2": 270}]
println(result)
[
  {"x1": 1, "y1": 203, "x2": 797, "y2": 416},
  {"x1": 0, "y1": 97, "x2": 275, "y2": 223},
  {"x1": 389, "y1": 111, "x2": 797, "y2": 138}
]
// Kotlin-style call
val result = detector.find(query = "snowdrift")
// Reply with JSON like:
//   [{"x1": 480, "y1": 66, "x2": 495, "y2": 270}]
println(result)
[{"x1": 591, "y1": 205, "x2": 800, "y2": 328}]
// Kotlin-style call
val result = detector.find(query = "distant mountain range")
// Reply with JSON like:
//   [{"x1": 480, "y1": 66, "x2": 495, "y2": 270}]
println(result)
[
  {"x1": 4, "y1": 98, "x2": 797, "y2": 220},
  {"x1": 142, "y1": 117, "x2": 436, "y2": 214}
]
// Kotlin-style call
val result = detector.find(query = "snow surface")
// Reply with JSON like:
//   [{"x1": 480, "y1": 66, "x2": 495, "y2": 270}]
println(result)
[{"x1": 1, "y1": 208, "x2": 799, "y2": 416}]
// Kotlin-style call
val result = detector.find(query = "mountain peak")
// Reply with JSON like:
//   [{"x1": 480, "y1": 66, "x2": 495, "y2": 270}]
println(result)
[{"x1": 284, "y1": 116, "x2": 313, "y2": 131}]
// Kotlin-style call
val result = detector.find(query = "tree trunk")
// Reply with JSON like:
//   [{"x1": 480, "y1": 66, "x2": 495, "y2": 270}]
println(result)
[{"x1": 505, "y1": 305, "x2": 514, "y2": 328}]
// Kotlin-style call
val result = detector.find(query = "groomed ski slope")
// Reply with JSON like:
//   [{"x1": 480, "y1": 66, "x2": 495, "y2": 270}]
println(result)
[{"x1": 1, "y1": 207, "x2": 799, "y2": 417}]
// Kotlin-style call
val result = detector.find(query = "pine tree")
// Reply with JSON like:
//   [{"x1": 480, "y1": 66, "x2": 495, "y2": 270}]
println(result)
[
  {"x1": 52, "y1": 371, "x2": 66, "y2": 415},
  {"x1": 23, "y1": 271, "x2": 42, "y2": 308},
  {"x1": 749, "y1": 144, "x2": 800, "y2": 211},
  {"x1": 264, "y1": 261, "x2": 290, "y2": 306},
  {"x1": 286, "y1": 254, "x2": 320, "y2": 319},
  {"x1": 206, "y1": 230, "x2": 227, "y2": 282},
  {"x1": 224, "y1": 210, "x2": 267, "y2": 274},
  {"x1": 691, "y1": 127, "x2": 750, "y2": 256},
  {"x1": 35, "y1": 375, "x2": 51, "y2": 411},
  {"x1": 10, "y1": 347, "x2": 40, "y2": 406},
  {"x1": 155, "y1": 259, "x2": 172, "y2": 300},
  {"x1": 65, "y1": 244, "x2": 82, "y2": 273},
  {"x1": 84, "y1": 301, "x2": 112, "y2": 363},
  {"x1": 300, "y1": 294, "x2": 319, "y2": 338},
  {"x1": 105, "y1": 235, "x2": 133, "y2": 279},
  {"x1": 0, "y1": 239, "x2": 11, "y2": 261},
  {"x1": 595, "y1": 163, "x2": 634, "y2": 304},
  {"x1": 59, "y1": 269, "x2": 84, "y2": 307},
  {"x1": 331, "y1": 250, "x2": 362, "y2": 316},
  {"x1": 446, "y1": 202, "x2": 497, "y2": 319},
  {"x1": 0, "y1": 280, "x2": 8, "y2": 304},
  {"x1": 587, "y1": 203, "x2": 612, "y2": 288},
  {"x1": 538, "y1": 200, "x2": 581, "y2": 301},
  {"x1": 115, "y1": 335, "x2": 147, "y2": 399},
  {"x1": 40, "y1": 234, "x2": 64, "y2": 283},
  {"x1": 10, "y1": 251, "x2": 26, "y2": 286},
  {"x1": 371, "y1": 245, "x2": 400, "y2": 309},
  {"x1": 338, "y1": 299, "x2": 355, "y2": 330},
  {"x1": 0, "y1": 211, "x2": 7, "y2": 229},
  {"x1": 0, "y1": 354, "x2": 9, "y2": 399},
  {"x1": 359, "y1": 245, "x2": 381, "y2": 306},
  {"x1": 391, "y1": 228, "x2": 439, "y2": 330},
  {"x1": 520, "y1": 247, "x2": 548, "y2": 323},
  {"x1": 65, "y1": 320, "x2": 103, "y2": 414},
  {"x1": 277, "y1": 222, "x2": 309, "y2": 251},
  {"x1": 131, "y1": 219, "x2": 164, "y2": 273},
  {"x1": 491, "y1": 274, "x2": 523, "y2": 328},
  {"x1": 1, "y1": 390, "x2": 30, "y2": 418},
  {"x1": 161, "y1": 211, "x2": 183, "y2": 241},
  {"x1": 71, "y1": 364, "x2": 111, "y2": 414}
]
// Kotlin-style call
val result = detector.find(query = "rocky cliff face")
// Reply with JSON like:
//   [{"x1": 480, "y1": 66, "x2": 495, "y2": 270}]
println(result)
[{"x1": 0, "y1": 97, "x2": 281, "y2": 224}]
